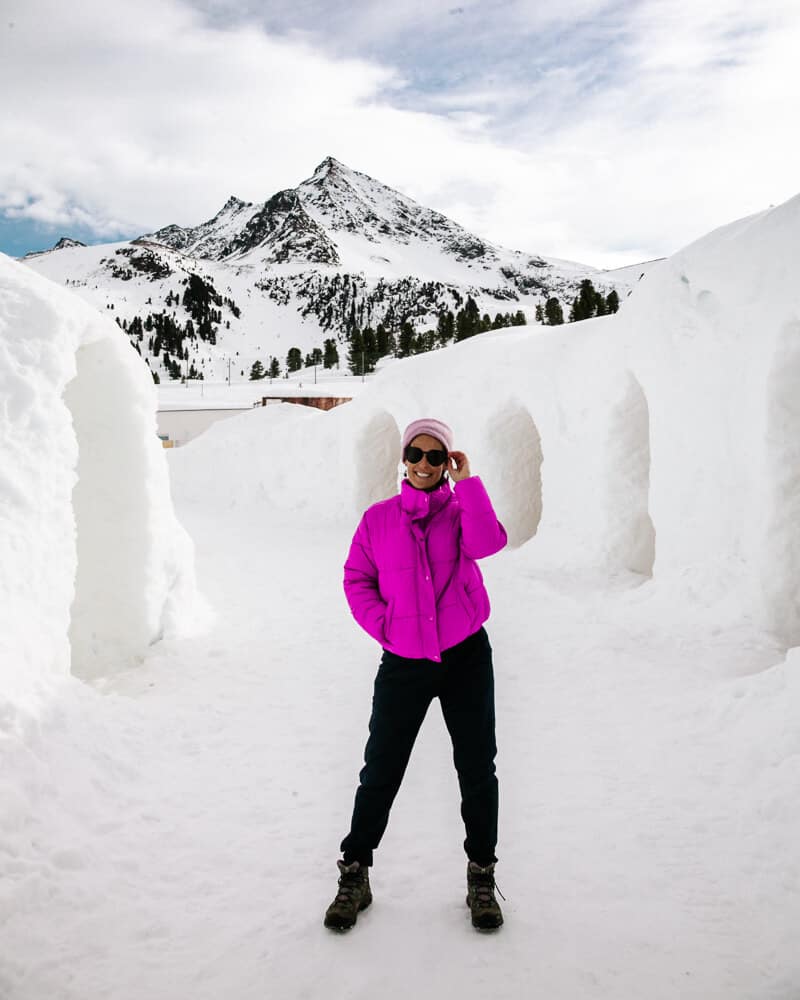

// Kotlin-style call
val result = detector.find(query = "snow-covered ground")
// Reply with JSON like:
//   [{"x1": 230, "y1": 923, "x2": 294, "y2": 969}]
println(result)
[
  {"x1": 3, "y1": 192, "x2": 800, "y2": 999},
  {"x1": 1, "y1": 434, "x2": 797, "y2": 999}
]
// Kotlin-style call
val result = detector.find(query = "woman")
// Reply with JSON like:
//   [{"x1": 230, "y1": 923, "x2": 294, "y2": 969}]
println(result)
[{"x1": 324, "y1": 418, "x2": 507, "y2": 931}]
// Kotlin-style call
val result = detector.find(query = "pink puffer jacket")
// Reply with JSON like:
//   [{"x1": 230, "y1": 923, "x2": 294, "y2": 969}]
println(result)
[{"x1": 343, "y1": 476, "x2": 507, "y2": 661}]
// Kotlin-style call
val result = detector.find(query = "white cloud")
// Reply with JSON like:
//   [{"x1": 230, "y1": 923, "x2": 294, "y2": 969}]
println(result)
[
  {"x1": 1, "y1": 0, "x2": 799, "y2": 266},
  {"x1": 0, "y1": 0, "x2": 398, "y2": 229}
]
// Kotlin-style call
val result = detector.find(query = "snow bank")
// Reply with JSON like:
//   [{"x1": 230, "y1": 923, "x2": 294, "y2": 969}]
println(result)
[
  {"x1": 171, "y1": 191, "x2": 800, "y2": 645},
  {"x1": 0, "y1": 254, "x2": 198, "y2": 719}
]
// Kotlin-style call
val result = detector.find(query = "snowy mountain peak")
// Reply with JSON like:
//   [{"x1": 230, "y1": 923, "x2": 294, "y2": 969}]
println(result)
[
  {"x1": 23, "y1": 237, "x2": 87, "y2": 259},
  {"x1": 310, "y1": 155, "x2": 350, "y2": 179},
  {"x1": 140, "y1": 157, "x2": 505, "y2": 267},
  {"x1": 53, "y1": 237, "x2": 87, "y2": 250},
  {"x1": 146, "y1": 194, "x2": 256, "y2": 259},
  {"x1": 293, "y1": 157, "x2": 498, "y2": 264},
  {"x1": 222, "y1": 187, "x2": 340, "y2": 264},
  {"x1": 222, "y1": 195, "x2": 249, "y2": 211}
]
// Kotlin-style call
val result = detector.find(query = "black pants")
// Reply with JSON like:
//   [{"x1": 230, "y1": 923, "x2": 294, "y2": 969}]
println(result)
[{"x1": 341, "y1": 627, "x2": 498, "y2": 867}]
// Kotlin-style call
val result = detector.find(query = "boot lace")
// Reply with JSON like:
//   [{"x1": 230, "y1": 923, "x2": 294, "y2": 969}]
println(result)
[
  {"x1": 470, "y1": 866, "x2": 506, "y2": 904},
  {"x1": 334, "y1": 866, "x2": 365, "y2": 905}
]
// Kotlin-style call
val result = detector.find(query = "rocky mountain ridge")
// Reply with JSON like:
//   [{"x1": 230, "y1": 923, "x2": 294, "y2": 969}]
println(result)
[{"x1": 22, "y1": 157, "x2": 653, "y2": 383}]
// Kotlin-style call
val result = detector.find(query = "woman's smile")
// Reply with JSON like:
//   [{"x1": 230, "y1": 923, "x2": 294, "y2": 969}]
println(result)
[{"x1": 404, "y1": 434, "x2": 447, "y2": 489}]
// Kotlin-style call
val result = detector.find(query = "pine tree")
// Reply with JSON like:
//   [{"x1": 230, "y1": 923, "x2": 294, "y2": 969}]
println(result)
[
  {"x1": 286, "y1": 347, "x2": 303, "y2": 372},
  {"x1": 570, "y1": 279, "x2": 601, "y2": 322},
  {"x1": 268, "y1": 357, "x2": 281, "y2": 379},
  {"x1": 376, "y1": 324, "x2": 391, "y2": 358},
  {"x1": 397, "y1": 320, "x2": 415, "y2": 358},
  {"x1": 454, "y1": 296, "x2": 481, "y2": 342},
  {"x1": 606, "y1": 289, "x2": 620, "y2": 313},
  {"x1": 323, "y1": 339, "x2": 339, "y2": 369},
  {"x1": 464, "y1": 296, "x2": 481, "y2": 337},
  {"x1": 362, "y1": 327, "x2": 378, "y2": 372},
  {"x1": 492, "y1": 312, "x2": 507, "y2": 330},
  {"x1": 250, "y1": 360, "x2": 265, "y2": 380},
  {"x1": 437, "y1": 310, "x2": 454, "y2": 345},
  {"x1": 544, "y1": 297, "x2": 564, "y2": 325},
  {"x1": 348, "y1": 329, "x2": 365, "y2": 374},
  {"x1": 454, "y1": 297, "x2": 479, "y2": 342}
]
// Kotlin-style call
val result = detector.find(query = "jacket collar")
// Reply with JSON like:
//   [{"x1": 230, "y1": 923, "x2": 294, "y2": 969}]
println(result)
[{"x1": 400, "y1": 477, "x2": 452, "y2": 520}]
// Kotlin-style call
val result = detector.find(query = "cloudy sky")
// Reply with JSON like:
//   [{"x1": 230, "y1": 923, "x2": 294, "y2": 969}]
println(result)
[{"x1": 1, "y1": 0, "x2": 798, "y2": 266}]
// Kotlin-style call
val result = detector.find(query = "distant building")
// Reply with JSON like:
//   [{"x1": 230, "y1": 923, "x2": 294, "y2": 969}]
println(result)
[{"x1": 260, "y1": 395, "x2": 351, "y2": 412}]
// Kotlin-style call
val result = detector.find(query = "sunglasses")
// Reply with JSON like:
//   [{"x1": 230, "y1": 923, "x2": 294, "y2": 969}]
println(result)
[{"x1": 404, "y1": 445, "x2": 448, "y2": 467}]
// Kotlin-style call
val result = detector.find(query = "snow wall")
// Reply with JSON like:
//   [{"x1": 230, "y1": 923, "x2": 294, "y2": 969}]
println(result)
[
  {"x1": 621, "y1": 196, "x2": 800, "y2": 644},
  {"x1": 170, "y1": 192, "x2": 800, "y2": 647},
  {"x1": 0, "y1": 254, "x2": 198, "y2": 720}
]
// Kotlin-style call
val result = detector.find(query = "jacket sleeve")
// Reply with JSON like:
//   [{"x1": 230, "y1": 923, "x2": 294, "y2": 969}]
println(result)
[
  {"x1": 343, "y1": 513, "x2": 387, "y2": 645},
  {"x1": 454, "y1": 475, "x2": 508, "y2": 560}
]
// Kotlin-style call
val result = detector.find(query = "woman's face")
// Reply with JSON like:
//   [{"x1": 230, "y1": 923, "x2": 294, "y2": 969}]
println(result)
[{"x1": 404, "y1": 434, "x2": 448, "y2": 490}]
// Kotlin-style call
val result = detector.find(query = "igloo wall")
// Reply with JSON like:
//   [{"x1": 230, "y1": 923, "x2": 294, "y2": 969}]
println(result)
[
  {"x1": 618, "y1": 195, "x2": 800, "y2": 641},
  {"x1": 0, "y1": 254, "x2": 197, "y2": 713}
]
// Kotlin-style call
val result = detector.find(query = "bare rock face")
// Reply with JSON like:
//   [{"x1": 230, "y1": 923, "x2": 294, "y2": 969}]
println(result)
[{"x1": 142, "y1": 157, "x2": 508, "y2": 269}]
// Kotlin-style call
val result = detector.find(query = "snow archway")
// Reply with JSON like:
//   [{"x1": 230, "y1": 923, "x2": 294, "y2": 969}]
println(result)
[
  {"x1": 481, "y1": 402, "x2": 542, "y2": 548},
  {"x1": 0, "y1": 254, "x2": 196, "y2": 706},
  {"x1": 603, "y1": 371, "x2": 655, "y2": 575},
  {"x1": 65, "y1": 338, "x2": 185, "y2": 680},
  {"x1": 761, "y1": 319, "x2": 800, "y2": 644},
  {"x1": 351, "y1": 409, "x2": 401, "y2": 513}
]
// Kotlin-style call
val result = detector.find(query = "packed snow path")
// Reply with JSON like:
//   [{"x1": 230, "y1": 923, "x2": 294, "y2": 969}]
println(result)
[{"x1": 4, "y1": 498, "x2": 799, "y2": 1000}]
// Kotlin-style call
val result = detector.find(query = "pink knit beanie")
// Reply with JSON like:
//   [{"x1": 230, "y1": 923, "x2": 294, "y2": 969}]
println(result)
[{"x1": 401, "y1": 418, "x2": 454, "y2": 453}]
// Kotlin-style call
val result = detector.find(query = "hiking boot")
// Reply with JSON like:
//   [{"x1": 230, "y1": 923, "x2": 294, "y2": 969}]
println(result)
[
  {"x1": 324, "y1": 860, "x2": 372, "y2": 931},
  {"x1": 466, "y1": 861, "x2": 503, "y2": 930}
]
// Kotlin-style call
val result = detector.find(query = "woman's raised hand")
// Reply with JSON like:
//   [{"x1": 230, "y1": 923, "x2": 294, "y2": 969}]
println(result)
[{"x1": 448, "y1": 450, "x2": 471, "y2": 482}]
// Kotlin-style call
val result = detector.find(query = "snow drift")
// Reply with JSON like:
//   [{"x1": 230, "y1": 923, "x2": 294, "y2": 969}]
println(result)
[{"x1": 0, "y1": 253, "x2": 198, "y2": 720}]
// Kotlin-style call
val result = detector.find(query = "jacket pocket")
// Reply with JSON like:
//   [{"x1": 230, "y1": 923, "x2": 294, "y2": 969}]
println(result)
[
  {"x1": 383, "y1": 597, "x2": 396, "y2": 645},
  {"x1": 457, "y1": 583, "x2": 477, "y2": 628}
]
